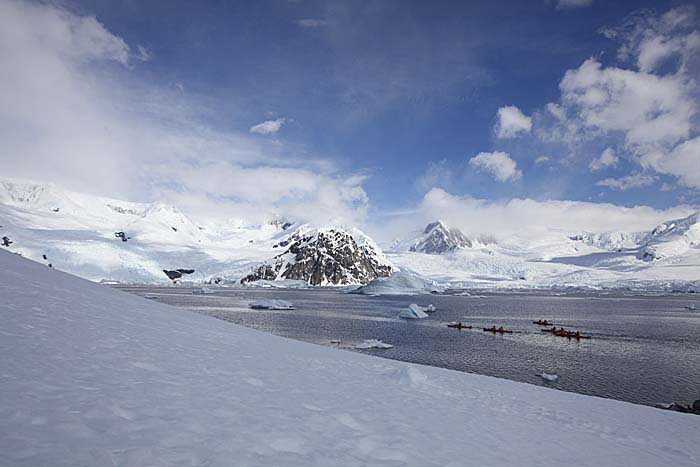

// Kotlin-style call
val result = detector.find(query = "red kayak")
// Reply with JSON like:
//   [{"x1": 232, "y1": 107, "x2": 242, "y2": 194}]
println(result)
[{"x1": 483, "y1": 326, "x2": 513, "y2": 334}]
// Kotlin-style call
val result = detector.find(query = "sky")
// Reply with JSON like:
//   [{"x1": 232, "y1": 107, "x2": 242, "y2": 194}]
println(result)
[{"x1": 1, "y1": 0, "x2": 699, "y2": 239}]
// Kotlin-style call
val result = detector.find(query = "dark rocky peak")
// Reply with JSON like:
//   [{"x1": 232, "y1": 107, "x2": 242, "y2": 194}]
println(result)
[{"x1": 242, "y1": 227, "x2": 393, "y2": 286}]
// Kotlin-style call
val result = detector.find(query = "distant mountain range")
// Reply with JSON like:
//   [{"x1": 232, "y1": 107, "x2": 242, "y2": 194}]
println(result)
[{"x1": 1, "y1": 178, "x2": 699, "y2": 291}]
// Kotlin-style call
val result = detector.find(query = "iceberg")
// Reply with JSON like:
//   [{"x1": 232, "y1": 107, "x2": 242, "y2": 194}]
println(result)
[
  {"x1": 351, "y1": 269, "x2": 444, "y2": 296},
  {"x1": 399, "y1": 304, "x2": 430, "y2": 319},
  {"x1": 540, "y1": 373, "x2": 559, "y2": 382},
  {"x1": 354, "y1": 339, "x2": 394, "y2": 349}
]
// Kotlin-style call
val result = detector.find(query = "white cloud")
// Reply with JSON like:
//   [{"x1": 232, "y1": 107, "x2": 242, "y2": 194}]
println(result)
[
  {"x1": 296, "y1": 18, "x2": 327, "y2": 28},
  {"x1": 560, "y1": 59, "x2": 693, "y2": 148},
  {"x1": 136, "y1": 45, "x2": 152, "y2": 62},
  {"x1": 371, "y1": 187, "x2": 694, "y2": 242},
  {"x1": 556, "y1": 0, "x2": 593, "y2": 10},
  {"x1": 535, "y1": 155, "x2": 551, "y2": 165},
  {"x1": 546, "y1": 103, "x2": 566, "y2": 120},
  {"x1": 596, "y1": 173, "x2": 657, "y2": 191},
  {"x1": 644, "y1": 136, "x2": 700, "y2": 188},
  {"x1": 0, "y1": 0, "x2": 368, "y2": 226},
  {"x1": 469, "y1": 151, "x2": 522, "y2": 182},
  {"x1": 589, "y1": 148, "x2": 619, "y2": 171},
  {"x1": 495, "y1": 105, "x2": 532, "y2": 139},
  {"x1": 250, "y1": 118, "x2": 286, "y2": 135},
  {"x1": 540, "y1": 6, "x2": 700, "y2": 188}
]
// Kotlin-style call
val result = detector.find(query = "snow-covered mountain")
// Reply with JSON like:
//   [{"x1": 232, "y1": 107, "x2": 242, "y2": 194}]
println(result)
[
  {"x1": 241, "y1": 225, "x2": 393, "y2": 286},
  {"x1": 405, "y1": 221, "x2": 488, "y2": 254},
  {"x1": 0, "y1": 179, "x2": 288, "y2": 283},
  {"x1": 568, "y1": 231, "x2": 645, "y2": 252},
  {"x1": 385, "y1": 214, "x2": 700, "y2": 290},
  {"x1": 637, "y1": 212, "x2": 700, "y2": 262},
  {"x1": 1, "y1": 178, "x2": 699, "y2": 290}
]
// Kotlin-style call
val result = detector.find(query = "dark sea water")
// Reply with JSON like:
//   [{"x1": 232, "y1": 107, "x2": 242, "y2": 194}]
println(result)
[{"x1": 118, "y1": 286, "x2": 700, "y2": 408}]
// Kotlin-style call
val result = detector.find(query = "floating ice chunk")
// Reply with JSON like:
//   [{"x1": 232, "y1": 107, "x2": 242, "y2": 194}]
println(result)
[
  {"x1": 399, "y1": 304, "x2": 429, "y2": 319},
  {"x1": 192, "y1": 287, "x2": 216, "y2": 295},
  {"x1": 540, "y1": 372, "x2": 559, "y2": 382},
  {"x1": 412, "y1": 303, "x2": 436, "y2": 313},
  {"x1": 248, "y1": 299, "x2": 295, "y2": 310},
  {"x1": 351, "y1": 269, "x2": 444, "y2": 296},
  {"x1": 355, "y1": 339, "x2": 394, "y2": 349}
]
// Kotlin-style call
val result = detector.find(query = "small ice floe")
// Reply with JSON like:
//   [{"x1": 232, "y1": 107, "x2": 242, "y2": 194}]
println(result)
[
  {"x1": 399, "y1": 304, "x2": 430, "y2": 319},
  {"x1": 685, "y1": 304, "x2": 697, "y2": 311},
  {"x1": 192, "y1": 287, "x2": 216, "y2": 295},
  {"x1": 329, "y1": 339, "x2": 342, "y2": 345},
  {"x1": 144, "y1": 295, "x2": 159, "y2": 300},
  {"x1": 355, "y1": 339, "x2": 394, "y2": 350},
  {"x1": 539, "y1": 372, "x2": 559, "y2": 382},
  {"x1": 248, "y1": 299, "x2": 295, "y2": 310}
]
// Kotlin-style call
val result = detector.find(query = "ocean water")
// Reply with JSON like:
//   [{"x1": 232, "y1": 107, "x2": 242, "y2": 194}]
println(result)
[{"x1": 119, "y1": 286, "x2": 700, "y2": 407}]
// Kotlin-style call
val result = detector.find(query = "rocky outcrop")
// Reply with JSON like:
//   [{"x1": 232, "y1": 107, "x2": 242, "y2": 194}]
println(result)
[
  {"x1": 241, "y1": 227, "x2": 393, "y2": 286},
  {"x1": 114, "y1": 232, "x2": 129, "y2": 242},
  {"x1": 163, "y1": 269, "x2": 195, "y2": 281}
]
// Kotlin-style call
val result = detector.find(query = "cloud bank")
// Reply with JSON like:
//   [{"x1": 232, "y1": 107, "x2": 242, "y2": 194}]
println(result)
[
  {"x1": 0, "y1": 0, "x2": 367, "y2": 226},
  {"x1": 373, "y1": 187, "x2": 694, "y2": 243}
]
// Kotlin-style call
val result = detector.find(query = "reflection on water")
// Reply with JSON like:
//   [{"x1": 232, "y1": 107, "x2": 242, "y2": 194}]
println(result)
[{"x1": 120, "y1": 286, "x2": 700, "y2": 407}]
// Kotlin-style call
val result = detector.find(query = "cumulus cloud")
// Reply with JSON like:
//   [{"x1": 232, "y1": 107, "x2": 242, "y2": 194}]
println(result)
[
  {"x1": 249, "y1": 118, "x2": 286, "y2": 135},
  {"x1": 596, "y1": 173, "x2": 657, "y2": 191},
  {"x1": 495, "y1": 105, "x2": 532, "y2": 139},
  {"x1": 0, "y1": 0, "x2": 367, "y2": 226},
  {"x1": 589, "y1": 148, "x2": 619, "y2": 171},
  {"x1": 556, "y1": 0, "x2": 594, "y2": 10},
  {"x1": 539, "y1": 6, "x2": 700, "y2": 189},
  {"x1": 469, "y1": 151, "x2": 522, "y2": 182}
]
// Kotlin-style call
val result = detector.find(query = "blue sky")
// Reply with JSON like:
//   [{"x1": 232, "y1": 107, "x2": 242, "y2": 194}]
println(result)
[{"x1": 1, "y1": 0, "x2": 699, "y2": 234}]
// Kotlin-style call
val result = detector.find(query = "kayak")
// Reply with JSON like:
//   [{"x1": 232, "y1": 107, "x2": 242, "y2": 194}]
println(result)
[
  {"x1": 533, "y1": 320, "x2": 553, "y2": 326},
  {"x1": 482, "y1": 327, "x2": 513, "y2": 334},
  {"x1": 447, "y1": 323, "x2": 472, "y2": 330}
]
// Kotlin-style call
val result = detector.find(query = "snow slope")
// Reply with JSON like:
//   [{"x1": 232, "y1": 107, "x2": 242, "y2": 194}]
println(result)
[
  {"x1": 638, "y1": 212, "x2": 700, "y2": 262},
  {"x1": 0, "y1": 179, "x2": 287, "y2": 283},
  {"x1": 1, "y1": 249, "x2": 699, "y2": 466}
]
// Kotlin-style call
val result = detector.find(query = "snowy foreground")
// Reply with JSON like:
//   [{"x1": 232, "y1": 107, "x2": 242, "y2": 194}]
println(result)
[{"x1": 1, "y1": 250, "x2": 699, "y2": 467}]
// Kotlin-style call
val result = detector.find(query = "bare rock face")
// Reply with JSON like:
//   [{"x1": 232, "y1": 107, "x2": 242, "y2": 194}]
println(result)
[
  {"x1": 410, "y1": 221, "x2": 474, "y2": 254},
  {"x1": 162, "y1": 269, "x2": 195, "y2": 281},
  {"x1": 241, "y1": 227, "x2": 393, "y2": 286}
]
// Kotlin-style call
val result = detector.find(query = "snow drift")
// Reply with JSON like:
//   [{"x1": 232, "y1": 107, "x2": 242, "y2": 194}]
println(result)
[{"x1": 1, "y1": 249, "x2": 700, "y2": 466}]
